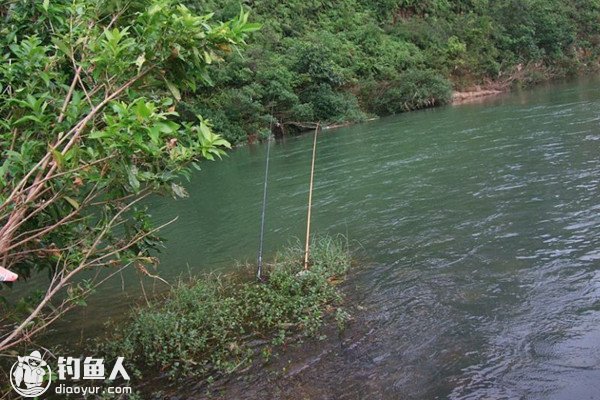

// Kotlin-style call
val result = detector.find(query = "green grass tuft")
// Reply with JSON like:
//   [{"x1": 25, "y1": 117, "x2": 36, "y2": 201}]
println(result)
[{"x1": 102, "y1": 235, "x2": 351, "y2": 380}]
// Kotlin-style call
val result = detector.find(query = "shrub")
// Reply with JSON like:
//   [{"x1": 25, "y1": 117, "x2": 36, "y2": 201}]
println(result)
[
  {"x1": 373, "y1": 70, "x2": 453, "y2": 115},
  {"x1": 302, "y1": 84, "x2": 367, "y2": 122}
]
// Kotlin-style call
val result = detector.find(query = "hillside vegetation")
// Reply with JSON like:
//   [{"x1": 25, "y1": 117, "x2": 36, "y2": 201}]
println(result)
[{"x1": 181, "y1": 0, "x2": 600, "y2": 144}]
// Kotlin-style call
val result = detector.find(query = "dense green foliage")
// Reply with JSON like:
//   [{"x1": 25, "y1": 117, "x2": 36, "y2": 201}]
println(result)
[
  {"x1": 0, "y1": 0, "x2": 257, "y2": 350},
  {"x1": 181, "y1": 0, "x2": 600, "y2": 144},
  {"x1": 1, "y1": 0, "x2": 599, "y2": 353},
  {"x1": 103, "y1": 236, "x2": 351, "y2": 380}
]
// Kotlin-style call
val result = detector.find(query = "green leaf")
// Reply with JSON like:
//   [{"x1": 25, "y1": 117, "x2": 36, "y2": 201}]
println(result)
[
  {"x1": 64, "y1": 196, "x2": 80, "y2": 210},
  {"x1": 127, "y1": 165, "x2": 140, "y2": 192},
  {"x1": 241, "y1": 23, "x2": 262, "y2": 33},
  {"x1": 199, "y1": 70, "x2": 213, "y2": 86},
  {"x1": 135, "y1": 100, "x2": 152, "y2": 120},
  {"x1": 43, "y1": 0, "x2": 50, "y2": 11},
  {"x1": 202, "y1": 150, "x2": 215, "y2": 161},
  {"x1": 104, "y1": 28, "x2": 113, "y2": 42},
  {"x1": 147, "y1": 126, "x2": 160, "y2": 144},
  {"x1": 164, "y1": 79, "x2": 181, "y2": 101},
  {"x1": 88, "y1": 131, "x2": 111, "y2": 139},
  {"x1": 52, "y1": 38, "x2": 72, "y2": 57},
  {"x1": 148, "y1": 3, "x2": 163, "y2": 15},
  {"x1": 157, "y1": 121, "x2": 179, "y2": 133},
  {"x1": 213, "y1": 138, "x2": 231, "y2": 149},
  {"x1": 199, "y1": 121, "x2": 212, "y2": 138},
  {"x1": 49, "y1": 146, "x2": 65, "y2": 169},
  {"x1": 13, "y1": 115, "x2": 43, "y2": 126}
]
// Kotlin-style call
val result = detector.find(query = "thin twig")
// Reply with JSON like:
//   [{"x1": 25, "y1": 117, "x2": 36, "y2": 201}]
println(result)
[{"x1": 58, "y1": 66, "x2": 82, "y2": 123}]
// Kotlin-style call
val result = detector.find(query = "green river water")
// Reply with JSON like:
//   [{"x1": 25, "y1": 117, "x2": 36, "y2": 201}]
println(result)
[{"x1": 51, "y1": 78, "x2": 600, "y2": 399}]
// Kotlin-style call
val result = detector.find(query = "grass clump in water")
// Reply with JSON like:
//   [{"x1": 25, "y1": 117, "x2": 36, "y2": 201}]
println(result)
[{"x1": 102, "y1": 235, "x2": 351, "y2": 380}]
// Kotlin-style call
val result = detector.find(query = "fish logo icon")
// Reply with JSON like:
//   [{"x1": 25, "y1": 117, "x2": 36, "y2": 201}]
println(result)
[{"x1": 10, "y1": 350, "x2": 52, "y2": 397}]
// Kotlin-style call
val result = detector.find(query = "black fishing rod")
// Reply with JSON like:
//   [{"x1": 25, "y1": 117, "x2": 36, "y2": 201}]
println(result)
[{"x1": 257, "y1": 112, "x2": 274, "y2": 280}]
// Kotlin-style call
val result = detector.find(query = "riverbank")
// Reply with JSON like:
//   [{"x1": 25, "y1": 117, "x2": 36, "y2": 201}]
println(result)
[
  {"x1": 450, "y1": 63, "x2": 599, "y2": 105},
  {"x1": 274, "y1": 70, "x2": 597, "y2": 137},
  {"x1": 99, "y1": 236, "x2": 353, "y2": 395},
  {"x1": 452, "y1": 88, "x2": 505, "y2": 104},
  {"x1": 175, "y1": 1, "x2": 600, "y2": 145}
]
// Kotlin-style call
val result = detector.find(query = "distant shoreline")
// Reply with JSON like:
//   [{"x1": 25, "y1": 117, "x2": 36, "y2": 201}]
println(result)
[{"x1": 452, "y1": 88, "x2": 505, "y2": 104}]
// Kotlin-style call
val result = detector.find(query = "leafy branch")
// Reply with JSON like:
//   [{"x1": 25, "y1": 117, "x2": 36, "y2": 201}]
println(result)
[{"x1": 0, "y1": 0, "x2": 259, "y2": 351}]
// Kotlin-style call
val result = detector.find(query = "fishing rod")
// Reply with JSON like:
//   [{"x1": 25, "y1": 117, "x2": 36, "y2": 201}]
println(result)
[
  {"x1": 257, "y1": 111, "x2": 274, "y2": 280},
  {"x1": 304, "y1": 122, "x2": 320, "y2": 270}
]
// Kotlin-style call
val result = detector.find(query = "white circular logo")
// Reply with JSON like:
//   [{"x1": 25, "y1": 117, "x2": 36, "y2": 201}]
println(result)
[{"x1": 10, "y1": 350, "x2": 52, "y2": 398}]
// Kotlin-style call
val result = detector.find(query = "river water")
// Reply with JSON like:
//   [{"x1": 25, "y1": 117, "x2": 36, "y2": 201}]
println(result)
[{"x1": 56, "y1": 78, "x2": 600, "y2": 399}]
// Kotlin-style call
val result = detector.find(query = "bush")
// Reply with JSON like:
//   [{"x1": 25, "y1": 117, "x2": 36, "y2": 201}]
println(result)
[
  {"x1": 303, "y1": 84, "x2": 366, "y2": 122},
  {"x1": 102, "y1": 235, "x2": 352, "y2": 380},
  {"x1": 373, "y1": 70, "x2": 453, "y2": 115}
]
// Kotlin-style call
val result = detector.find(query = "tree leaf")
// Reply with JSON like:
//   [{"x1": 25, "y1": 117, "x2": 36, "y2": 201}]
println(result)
[
  {"x1": 157, "y1": 121, "x2": 179, "y2": 133},
  {"x1": 49, "y1": 146, "x2": 64, "y2": 169},
  {"x1": 135, "y1": 100, "x2": 152, "y2": 120},
  {"x1": 241, "y1": 23, "x2": 262, "y2": 32},
  {"x1": 147, "y1": 126, "x2": 160, "y2": 144},
  {"x1": 88, "y1": 131, "x2": 111, "y2": 139},
  {"x1": 64, "y1": 196, "x2": 80, "y2": 210},
  {"x1": 164, "y1": 79, "x2": 181, "y2": 101},
  {"x1": 127, "y1": 165, "x2": 140, "y2": 192},
  {"x1": 51, "y1": 37, "x2": 72, "y2": 57}
]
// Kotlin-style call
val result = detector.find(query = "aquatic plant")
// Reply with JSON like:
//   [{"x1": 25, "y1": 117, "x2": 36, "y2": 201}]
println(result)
[{"x1": 102, "y1": 235, "x2": 352, "y2": 381}]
